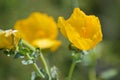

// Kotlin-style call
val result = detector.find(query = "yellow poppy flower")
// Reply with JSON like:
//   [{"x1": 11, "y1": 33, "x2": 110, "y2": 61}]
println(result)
[
  {"x1": 14, "y1": 12, "x2": 61, "y2": 51},
  {"x1": 58, "y1": 8, "x2": 102, "y2": 50},
  {"x1": 0, "y1": 29, "x2": 20, "y2": 49}
]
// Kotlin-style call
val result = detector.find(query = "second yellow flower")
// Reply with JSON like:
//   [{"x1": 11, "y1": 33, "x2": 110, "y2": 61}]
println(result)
[{"x1": 14, "y1": 12, "x2": 61, "y2": 51}]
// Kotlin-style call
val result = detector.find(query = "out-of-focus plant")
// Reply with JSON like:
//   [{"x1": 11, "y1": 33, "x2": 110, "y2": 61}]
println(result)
[
  {"x1": 0, "y1": 1, "x2": 103, "y2": 80},
  {"x1": 14, "y1": 12, "x2": 61, "y2": 52}
]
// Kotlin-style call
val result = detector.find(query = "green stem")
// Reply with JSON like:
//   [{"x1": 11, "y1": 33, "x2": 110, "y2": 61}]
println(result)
[
  {"x1": 68, "y1": 61, "x2": 76, "y2": 80},
  {"x1": 88, "y1": 50, "x2": 97, "y2": 80},
  {"x1": 26, "y1": 53, "x2": 45, "y2": 78},
  {"x1": 39, "y1": 52, "x2": 51, "y2": 80},
  {"x1": 89, "y1": 67, "x2": 96, "y2": 80},
  {"x1": 22, "y1": 40, "x2": 51, "y2": 79},
  {"x1": 22, "y1": 40, "x2": 36, "y2": 51}
]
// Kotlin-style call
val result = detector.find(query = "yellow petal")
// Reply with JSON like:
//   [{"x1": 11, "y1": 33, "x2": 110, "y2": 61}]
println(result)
[
  {"x1": 28, "y1": 12, "x2": 58, "y2": 40},
  {"x1": 57, "y1": 17, "x2": 67, "y2": 37},
  {"x1": 67, "y1": 8, "x2": 86, "y2": 32},
  {"x1": 14, "y1": 12, "x2": 58, "y2": 42},
  {"x1": 50, "y1": 41, "x2": 61, "y2": 51},
  {"x1": 63, "y1": 23, "x2": 92, "y2": 50},
  {"x1": 32, "y1": 39, "x2": 61, "y2": 51}
]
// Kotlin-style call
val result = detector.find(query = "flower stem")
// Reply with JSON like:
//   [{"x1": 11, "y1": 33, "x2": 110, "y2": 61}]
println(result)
[
  {"x1": 39, "y1": 52, "x2": 51, "y2": 80},
  {"x1": 22, "y1": 40, "x2": 51, "y2": 79},
  {"x1": 68, "y1": 61, "x2": 76, "y2": 80},
  {"x1": 26, "y1": 53, "x2": 45, "y2": 79},
  {"x1": 89, "y1": 67, "x2": 96, "y2": 80},
  {"x1": 88, "y1": 50, "x2": 97, "y2": 80}
]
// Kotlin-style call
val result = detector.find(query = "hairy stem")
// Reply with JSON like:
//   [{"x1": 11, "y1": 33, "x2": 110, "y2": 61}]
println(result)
[
  {"x1": 26, "y1": 53, "x2": 45, "y2": 78},
  {"x1": 22, "y1": 40, "x2": 51, "y2": 79}
]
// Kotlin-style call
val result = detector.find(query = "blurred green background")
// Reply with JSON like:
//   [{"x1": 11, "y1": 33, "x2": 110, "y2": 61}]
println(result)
[{"x1": 0, "y1": 0, "x2": 120, "y2": 80}]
